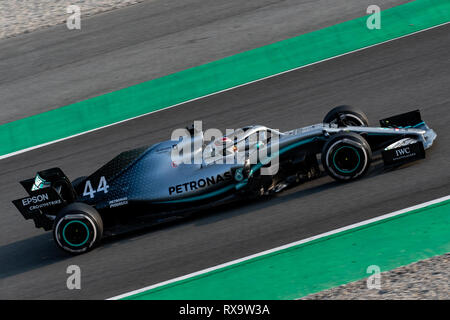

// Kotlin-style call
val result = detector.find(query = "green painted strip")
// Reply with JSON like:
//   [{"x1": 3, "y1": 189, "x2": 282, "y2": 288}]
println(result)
[
  {"x1": 122, "y1": 199, "x2": 450, "y2": 300},
  {"x1": 1, "y1": 0, "x2": 449, "y2": 157}
]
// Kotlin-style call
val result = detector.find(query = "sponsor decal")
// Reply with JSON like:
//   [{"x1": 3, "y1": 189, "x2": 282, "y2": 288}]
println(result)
[
  {"x1": 22, "y1": 193, "x2": 50, "y2": 206},
  {"x1": 392, "y1": 146, "x2": 416, "y2": 161},
  {"x1": 169, "y1": 172, "x2": 232, "y2": 195},
  {"x1": 21, "y1": 192, "x2": 62, "y2": 211},
  {"x1": 31, "y1": 174, "x2": 51, "y2": 191},
  {"x1": 382, "y1": 141, "x2": 424, "y2": 165},
  {"x1": 29, "y1": 200, "x2": 62, "y2": 211},
  {"x1": 109, "y1": 197, "x2": 128, "y2": 208},
  {"x1": 395, "y1": 147, "x2": 411, "y2": 157}
]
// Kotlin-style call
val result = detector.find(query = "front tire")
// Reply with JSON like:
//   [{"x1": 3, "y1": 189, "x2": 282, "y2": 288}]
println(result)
[
  {"x1": 53, "y1": 203, "x2": 103, "y2": 254},
  {"x1": 322, "y1": 132, "x2": 372, "y2": 181},
  {"x1": 323, "y1": 105, "x2": 369, "y2": 127}
]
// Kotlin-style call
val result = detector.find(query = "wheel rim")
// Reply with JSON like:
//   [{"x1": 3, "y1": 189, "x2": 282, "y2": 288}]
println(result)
[
  {"x1": 340, "y1": 114, "x2": 366, "y2": 126},
  {"x1": 62, "y1": 220, "x2": 90, "y2": 247},
  {"x1": 332, "y1": 146, "x2": 361, "y2": 173}
]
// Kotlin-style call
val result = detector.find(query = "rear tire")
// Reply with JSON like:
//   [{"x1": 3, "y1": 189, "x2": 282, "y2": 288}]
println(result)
[
  {"x1": 53, "y1": 203, "x2": 103, "y2": 254},
  {"x1": 323, "y1": 105, "x2": 369, "y2": 127},
  {"x1": 322, "y1": 132, "x2": 372, "y2": 181}
]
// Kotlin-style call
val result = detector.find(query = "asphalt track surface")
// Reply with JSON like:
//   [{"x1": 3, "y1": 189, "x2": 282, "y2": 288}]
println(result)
[
  {"x1": 0, "y1": 22, "x2": 448, "y2": 299},
  {"x1": 0, "y1": 0, "x2": 410, "y2": 124}
]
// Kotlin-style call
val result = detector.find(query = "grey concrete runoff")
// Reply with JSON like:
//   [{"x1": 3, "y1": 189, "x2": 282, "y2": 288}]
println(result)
[
  {"x1": 0, "y1": 0, "x2": 146, "y2": 40},
  {"x1": 303, "y1": 253, "x2": 450, "y2": 300}
]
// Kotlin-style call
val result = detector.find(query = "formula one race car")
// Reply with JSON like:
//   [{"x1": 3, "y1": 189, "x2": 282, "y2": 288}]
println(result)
[{"x1": 13, "y1": 106, "x2": 437, "y2": 254}]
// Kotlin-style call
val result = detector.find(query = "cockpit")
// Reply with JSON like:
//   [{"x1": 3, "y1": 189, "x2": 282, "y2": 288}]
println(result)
[
  {"x1": 203, "y1": 125, "x2": 282, "y2": 165},
  {"x1": 171, "y1": 125, "x2": 282, "y2": 166}
]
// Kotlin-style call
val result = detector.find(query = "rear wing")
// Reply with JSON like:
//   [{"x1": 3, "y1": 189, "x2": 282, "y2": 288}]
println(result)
[{"x1": 12, "y1": 168, "x2": 76, "y2": 231}]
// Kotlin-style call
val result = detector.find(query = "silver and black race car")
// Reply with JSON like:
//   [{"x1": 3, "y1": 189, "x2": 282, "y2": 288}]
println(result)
[{"x1": 13, "y1": 106, "x2": 437, "y2": 254}]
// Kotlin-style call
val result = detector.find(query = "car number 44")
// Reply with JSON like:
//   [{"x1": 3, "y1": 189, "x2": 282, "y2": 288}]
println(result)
[{"x1": 83, "y1": 176, "x2": 109, "y2": 199}]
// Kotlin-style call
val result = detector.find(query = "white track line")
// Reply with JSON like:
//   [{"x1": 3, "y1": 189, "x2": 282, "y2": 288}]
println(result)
[
  {"x1": 108, "y1": 194, "x2": 450, "y2": 300},
  {"x1": 1, "y1": 21, "x2": 449, "y2": 161}
]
